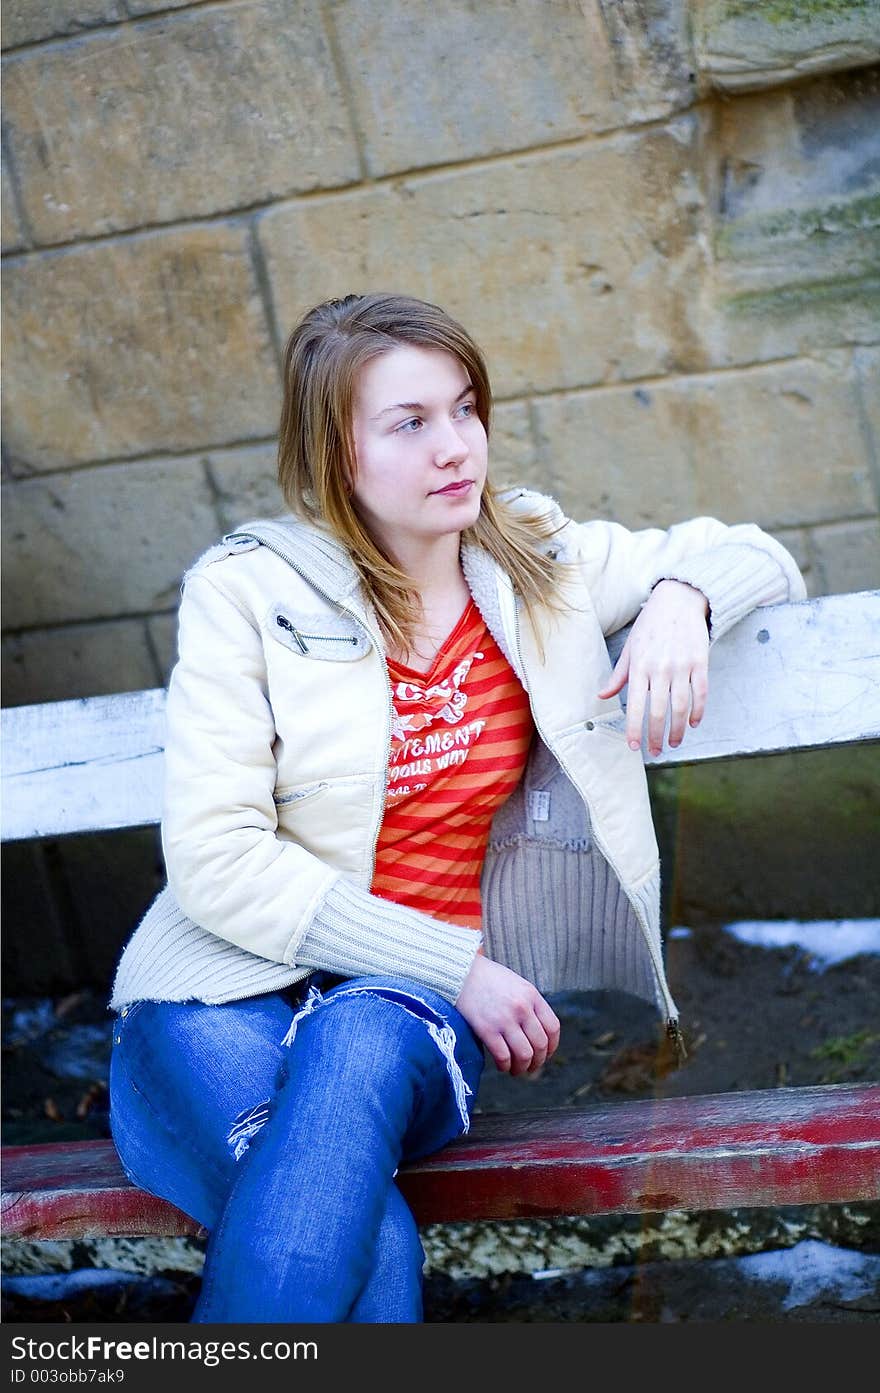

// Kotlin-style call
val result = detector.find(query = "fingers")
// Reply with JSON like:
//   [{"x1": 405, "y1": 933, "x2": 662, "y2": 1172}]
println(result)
[
  {"x1": 485, "y1": 1031, "x2": 512, "y2": 1074},
  {"x1": 689, "y1": 663, "x2": 708, "y2": 728},
  {"x1": 455, "y1": 957, "x2": 563, "y2": 1077},
  {"x1": 535, "y1": 997, "x2": 562, "y2": 1058},
  {"x1": 667, "y1": 670, "x2": 692, "y2": 748},
  {"x1": 647, "y1": 666, "x2": 672, "y2": 755},
  {"x1": 486, "y1": 1001, "x2": 562, "y2": 1076},
  {"x1": 624, "y1": 668, "x2": 647, "y2": 750},
  {"x1": 596, "y1": 644, "x2": 629, "y2": 700}
]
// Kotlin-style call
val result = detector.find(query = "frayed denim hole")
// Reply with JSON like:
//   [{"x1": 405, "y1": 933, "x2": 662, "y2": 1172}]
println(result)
[
  {"x1": 226, "y1": 1097, "x2": 274, "y2": 1163},
  {"x1": 278, "y1": 982, "x2": 474, "y2": 1133}
]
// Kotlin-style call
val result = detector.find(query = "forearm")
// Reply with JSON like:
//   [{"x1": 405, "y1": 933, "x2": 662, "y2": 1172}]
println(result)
[
  {"x1": 574, "y1": 515, "x2": 807, "y2": 640},
  {"x1": 295, "y1": 877, "x2": 483, "y2": 1003}
]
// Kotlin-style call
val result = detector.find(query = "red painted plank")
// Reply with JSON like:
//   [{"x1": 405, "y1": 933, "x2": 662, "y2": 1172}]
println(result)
[
  {"x1": 1, "y1": 1140, "x2": 205, "y2": 1240},
  {"x1": 3, "y1": 1083, "x2": 878, "y2": 1240},
  {"x1": 400, "y1": 1082, "x2": 880, "y2": 1223}
]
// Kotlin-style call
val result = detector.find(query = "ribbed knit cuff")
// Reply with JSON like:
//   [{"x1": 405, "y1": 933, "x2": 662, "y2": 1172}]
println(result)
[
  {"x1": 650, "y1": 543, "x2": 801, "y2": 647},
  {"x1": 293, "y1": 876, "x2": 483, "y2": 1004}
]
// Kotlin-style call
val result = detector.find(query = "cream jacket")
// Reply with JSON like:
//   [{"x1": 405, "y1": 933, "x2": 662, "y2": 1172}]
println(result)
[{"x1": 110, "y1": 488, "x2": 806, "y2": 1039}]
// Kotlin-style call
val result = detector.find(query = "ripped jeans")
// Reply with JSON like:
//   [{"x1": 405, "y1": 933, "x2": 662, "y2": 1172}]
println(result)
[{"x1": 108, "y1": 973, "x2": 484, "y2": 1323}]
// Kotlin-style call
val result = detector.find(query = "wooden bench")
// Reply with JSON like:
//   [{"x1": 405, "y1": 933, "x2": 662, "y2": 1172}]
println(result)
[{"x1": 3, "y1": 589, "x2": 880, "y2": 1244}]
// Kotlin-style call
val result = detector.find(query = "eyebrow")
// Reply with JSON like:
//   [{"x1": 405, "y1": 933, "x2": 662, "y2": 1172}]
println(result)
[{"x1": 370, "y1": 382, "x2": 475, "y2": 421}]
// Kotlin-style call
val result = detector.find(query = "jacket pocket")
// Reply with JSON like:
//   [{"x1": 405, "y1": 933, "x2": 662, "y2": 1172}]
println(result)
[
  {"x1": 267, "y1": 604, "x2": 372, "y2": 662},
  {"x1": 559, "y1": 708, "x2": 628, "y2": 741},
  {"x1": 273, "y1": 781, "x2": 329, "y2": 808}
]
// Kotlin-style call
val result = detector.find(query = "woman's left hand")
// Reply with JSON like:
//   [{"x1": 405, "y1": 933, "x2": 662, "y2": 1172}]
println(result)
[{"x1": 596, "y1": 579, "x2": 710, "y2": 756}]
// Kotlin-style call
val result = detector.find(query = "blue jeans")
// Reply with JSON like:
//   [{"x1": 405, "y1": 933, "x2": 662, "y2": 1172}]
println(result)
[{"x1": 109, "y1": 973, "x2": 484, "y2": 1323}]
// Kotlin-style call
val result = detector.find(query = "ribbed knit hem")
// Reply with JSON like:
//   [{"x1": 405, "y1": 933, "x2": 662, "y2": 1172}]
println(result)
[
  {"x1": 651, "y1": 541, "x2": 802, "y2": 647},
  {"x1": 295, "y1": 877, "x2": 483, "y2": 1004},
  {"x1": 109, "y1": 885, "x2": 310, "y2": 1011},
  {"x1": 481, "y1": 842, "x2": 660, "y2": 1007}
]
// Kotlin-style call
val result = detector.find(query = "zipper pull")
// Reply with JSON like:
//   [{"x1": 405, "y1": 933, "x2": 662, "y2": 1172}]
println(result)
[
  {"x1": 276, "y1": 614, "x2": 309, "y2": 653},
  {"x1": 666, "y1": 1018, "x2": 687, "y2": 1066}
]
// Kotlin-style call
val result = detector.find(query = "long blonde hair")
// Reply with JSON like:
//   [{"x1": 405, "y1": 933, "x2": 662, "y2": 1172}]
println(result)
[{"x1": 277, "y1": 292, "x2": 573, "y2": 656}]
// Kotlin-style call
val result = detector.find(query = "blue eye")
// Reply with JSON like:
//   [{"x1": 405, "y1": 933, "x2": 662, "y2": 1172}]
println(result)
[{"x1": 396, "y1": 418, "x2": 421, "y2": 433}]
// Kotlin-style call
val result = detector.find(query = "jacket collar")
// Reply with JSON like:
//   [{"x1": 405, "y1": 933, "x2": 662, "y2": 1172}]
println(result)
[
  {"x1": 229, "y1": 513, "x2": 521, "y2": 673},
  {"x1": 229, "y1": 514, "x2": 365, "y2": 605}
]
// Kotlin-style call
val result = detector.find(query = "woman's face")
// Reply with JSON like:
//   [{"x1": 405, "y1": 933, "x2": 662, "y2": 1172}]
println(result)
[{"x1": 349, "y1": 344, "x2": 488, "y2": 561}]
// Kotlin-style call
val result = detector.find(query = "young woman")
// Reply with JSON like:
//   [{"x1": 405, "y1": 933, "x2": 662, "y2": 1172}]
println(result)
[{"x1": 108, "y1": 292, "x2": 806, "y2": 1323}]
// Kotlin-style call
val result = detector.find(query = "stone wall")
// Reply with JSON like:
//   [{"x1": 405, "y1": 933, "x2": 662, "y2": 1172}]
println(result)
[{"x1": 2, "y1": 2, "x2": 879, "y2": 990}]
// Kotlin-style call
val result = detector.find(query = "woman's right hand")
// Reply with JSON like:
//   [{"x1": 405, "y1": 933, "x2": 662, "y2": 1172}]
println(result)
[{"x1": 455, "y1": 954, "x2": 561, "y2": 1076}]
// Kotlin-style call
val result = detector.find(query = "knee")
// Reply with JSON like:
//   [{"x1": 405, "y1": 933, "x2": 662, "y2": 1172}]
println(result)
[
  {"x1": 282, "y1": 979, "x2": 483, "y2": 1136},
  {"x1": 290, "y1": 978, "x2": 479, "y2": 1077},
  {"x1": 290, "y1": 986, "x2": 434, "y2": 1087}
]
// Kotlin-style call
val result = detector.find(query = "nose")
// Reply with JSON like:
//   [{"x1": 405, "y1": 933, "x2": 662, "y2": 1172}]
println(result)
[{"x1": 433, "y1": 419, "x2": 469, "y2": 468}]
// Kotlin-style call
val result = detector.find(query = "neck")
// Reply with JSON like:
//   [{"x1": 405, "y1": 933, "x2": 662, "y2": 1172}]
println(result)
[{"x1": 380, "y1": 530, "x2": 465, "y2": 604}]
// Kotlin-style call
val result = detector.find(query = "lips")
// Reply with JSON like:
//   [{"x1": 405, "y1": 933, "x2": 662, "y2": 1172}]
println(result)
[{"x1": 431, "y1": 480, "x2": 474, "y2": 496}]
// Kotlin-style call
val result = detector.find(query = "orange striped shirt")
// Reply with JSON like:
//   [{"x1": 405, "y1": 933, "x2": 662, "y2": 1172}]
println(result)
[{"x1": 371, "y1": 598, "x2": 534, "y2": 930}]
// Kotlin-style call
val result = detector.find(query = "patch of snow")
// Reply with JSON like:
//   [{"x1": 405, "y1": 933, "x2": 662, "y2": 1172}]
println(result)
[
  {"x1": 737, "y1": 1240, "x2": 880, "y2": 1311},
  {"x1": 722, "y1": 918, "x2": 880, "y2": 969}
]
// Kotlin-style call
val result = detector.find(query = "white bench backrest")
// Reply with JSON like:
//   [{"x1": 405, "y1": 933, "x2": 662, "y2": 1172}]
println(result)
[{"x1": 3, "y1": 591, "x2": 879, "y2": 842}]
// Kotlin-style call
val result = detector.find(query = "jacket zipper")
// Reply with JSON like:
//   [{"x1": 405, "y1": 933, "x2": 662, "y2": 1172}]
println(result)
[
  {"x1": 230, "y1": 526, "x2": 686, "y2": 1058},
  {"x1": 228, "y1": 531, "x2": 392, "y2": 881},
  {"x1": 504, "y1": 578, "x2": 687, "y2": 1063},
  {"x1": 275, "y1": 613, "x2": 359, "y2": 655}
]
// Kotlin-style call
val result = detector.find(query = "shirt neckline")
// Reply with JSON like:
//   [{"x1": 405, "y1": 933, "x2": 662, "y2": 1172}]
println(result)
[{"x1": 386, "y1": 597, "x2": 478, "y2": 683}]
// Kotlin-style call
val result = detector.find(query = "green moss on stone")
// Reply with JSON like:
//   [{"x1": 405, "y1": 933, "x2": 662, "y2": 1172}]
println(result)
[
  {"x1": 724, "y1": 272, "x2": 880, "y2": 316},
  {"x1": 717, "y1": 0, "x2": 871, "y2": 26},
  {"x1": 716, "y1": 193, "x2": 880, "y2": 259}
]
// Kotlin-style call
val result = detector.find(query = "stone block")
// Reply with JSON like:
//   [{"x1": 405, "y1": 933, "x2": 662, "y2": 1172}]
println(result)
[
  {"x1": 530, "y1": 356, "x2": 875, "y2": 530},
  {"x1": 146, "y1": 612, "x2": 179, "y2": 688},
  {"x1": 486, "y1": 401, "x2": 536, "y2": 492},
  {"x1": 3, "y1": 225, "x2": 280, "y2": 469},
  {"x1": 702, "y1": 69, "x2": 880, "y2": 367},
  {"x1": 207, "y1": 445, "x2": 286, "y2": 533},
  {"x1": 1, "y1": 158, "x2": 26, "y2": 254},
  {"x1": 693, "y1": 0, "x2": 880, "y2": 94},
  {"x1": 125, "y1": 1, "x2": 204, "y2": 13},
  {"x1": 770, "y1": 527, "x2": 816, "y2": 595},
  {"x1": 531, "y1": 381, "x2": 693, "y2": 527},
  {"x1": 1, "y1": 619, "x2": 159, "y2": 707},
  {"x1": 1, "y1": 1, "x2": 124, "y2": 50},
  {"x1": 1, "y1": 458, "x2": 221, "y2": 628},
  {"x1": 260, "y1": 118, "x2": 708, "y2": 401},
  {"x1": 810, "y1": 518, "x2": 880, "y2": 594},
  {"x1": 3, "y1": 0, "x2": 358, "y2": 243},
  {"x1": 853, "y1": 346, "x2": 880, "y2": 468},
  {"x1": 333, "y1": 0, "x2": 693, "y2": 176}
]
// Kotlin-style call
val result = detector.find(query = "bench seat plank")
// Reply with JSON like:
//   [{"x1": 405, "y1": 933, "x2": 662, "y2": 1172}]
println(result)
[{"x1": 4, "y1": 1083, "x2": 877, "y2": 1240}]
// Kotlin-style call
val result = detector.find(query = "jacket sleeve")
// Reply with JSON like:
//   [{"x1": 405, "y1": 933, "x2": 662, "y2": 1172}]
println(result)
[
  {"x1": 161, "y1": 567, "x2": 481, "y2": 1002},
  {"x1": 560, "y1": 511, "x2": 807, "y2": 644}
]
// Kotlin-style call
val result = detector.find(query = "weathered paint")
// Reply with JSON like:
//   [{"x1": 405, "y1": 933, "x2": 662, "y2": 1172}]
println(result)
[{"x1": 3, "y1": 1083, "x2": 877, "y2": 1240}]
